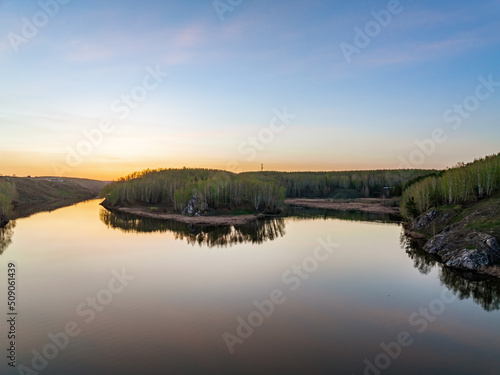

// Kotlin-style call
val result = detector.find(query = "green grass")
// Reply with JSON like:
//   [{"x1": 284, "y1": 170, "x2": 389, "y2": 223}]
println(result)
[
  {"x1": 467, "y1": 220, "x2": 500, "y2": 231},
  {"x1": 436, "y1": 204, "x2": 463, "y2": 211}
]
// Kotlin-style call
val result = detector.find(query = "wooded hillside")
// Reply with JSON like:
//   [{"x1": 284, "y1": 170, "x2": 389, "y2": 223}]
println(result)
[
  {"x1": 401, "y1": 153, "x2": 500, "y2": 219},
  {"x1": 101, "y1": 168, "x2": 433, "y2": 214}
]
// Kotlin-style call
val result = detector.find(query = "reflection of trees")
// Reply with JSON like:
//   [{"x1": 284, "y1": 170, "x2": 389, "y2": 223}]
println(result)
[
  {"x1": 440, "y1": 267, "x2": 500, "y2": 312},
  {"x1": 400, "y1": 231, "x2": 437, "y2": 275},
  {"x1": 99, "y1": 205, "x2": 397, "y2": 248},
  {"x1": 0, "y1": 221, "x2": 16, "y2": 255},
  {"x1": 285, "y1": 206, "x2": 400, "y2": 223},
  {"x1": 401, "y1": 229, "x2": 500, "y2": 312},
  {"x1": 99, "y1": 209, "x2": 286, "y2": 248}
]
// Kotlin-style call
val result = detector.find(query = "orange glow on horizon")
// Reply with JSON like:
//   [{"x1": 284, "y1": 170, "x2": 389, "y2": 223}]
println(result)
[{"x1": 1, "y1": 158, "x2": 446, "y2": 182}]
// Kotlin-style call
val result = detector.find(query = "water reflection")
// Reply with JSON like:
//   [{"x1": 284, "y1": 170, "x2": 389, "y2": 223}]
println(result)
[
  {"x1": 99, "y1": 208, "x2": 286, "y2": 247},
  {"x1": 400, "y1": 231, "x2": 437, "y2": 275},
  {"x1": 284, "y1": 205, "x2": 401, "y2": 223},
  {"x1": 99, "y1": 206, "x2": 399, "y2": 248},
  {"x1": 0, "y1": 221, "x2": 16, "y2": 255},
  {"x1": 402, "y1": 231, "x2": 500, "y2": 311}
]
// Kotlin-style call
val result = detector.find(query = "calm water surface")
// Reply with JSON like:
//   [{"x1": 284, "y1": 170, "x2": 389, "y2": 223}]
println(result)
[{"x1": 1, "y1": 199, "x2": 499, "y2": 374}]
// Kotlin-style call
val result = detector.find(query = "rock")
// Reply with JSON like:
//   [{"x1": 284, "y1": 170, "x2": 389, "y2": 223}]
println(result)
[
  {"x1": 406, "y1": 197, "x2": 500, "y2": 278},
  {"x1": 486, "y1": 237, "x2": 500, "y2": 251},
  {"x1": 182, "y1": 195, "x2": 208, "y2": 217},
  {"x1": 412, "y1": 209, "x2": 438, "y2": 231},
  {"x1": 424, "y1": 231, "x2": 500, "y2": 271},
  {"x1": 424, "y1": 233, "x2": 447, "y2": 254},
  {"x1": 444, "y1": 248, "x2": 491, "y2": 270}
]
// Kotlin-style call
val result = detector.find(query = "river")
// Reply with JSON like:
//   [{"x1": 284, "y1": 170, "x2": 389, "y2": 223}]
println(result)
[{"x1": 1, "y1": 199, "x2": 499, "y2": 374}]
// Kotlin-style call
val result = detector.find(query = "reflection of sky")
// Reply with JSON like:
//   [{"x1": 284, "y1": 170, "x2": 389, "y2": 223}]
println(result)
[
  {"x1": 1, "y1": 200, "x2": 499, "y2": 374},
  {"x1": 1, "y1": 1, "x2": 499, "y2": 179}
]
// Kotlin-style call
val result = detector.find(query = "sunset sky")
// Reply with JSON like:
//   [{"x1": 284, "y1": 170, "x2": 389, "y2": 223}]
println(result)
[{"x1": 1, "y1": 0, "x2": 499, "y2": 180}]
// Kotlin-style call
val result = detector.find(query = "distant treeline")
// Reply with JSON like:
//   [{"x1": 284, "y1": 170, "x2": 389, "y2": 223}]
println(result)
[
  {"x1": 401, "y1": 153, "x2": 500, "y2": 219},
  {"x1": 242, "y1": 170, "x2": 433, "y2": 199},
  {"x1": 101, "y1": 168, "x2": 433, "y2": 213}
]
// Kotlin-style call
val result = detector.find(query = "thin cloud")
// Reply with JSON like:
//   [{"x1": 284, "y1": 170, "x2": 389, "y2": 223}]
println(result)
[{"x1": 358, "y1": 32, "x2": 499, "y2": 67}]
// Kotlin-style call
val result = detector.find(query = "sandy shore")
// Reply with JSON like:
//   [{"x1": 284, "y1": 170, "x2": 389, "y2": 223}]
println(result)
[
  {"x1": 285, "y1": 198, "x2": 400, "y2": 214},
  {"x1": 109, "y1": 206, "x2": 261, "y2": 226}
]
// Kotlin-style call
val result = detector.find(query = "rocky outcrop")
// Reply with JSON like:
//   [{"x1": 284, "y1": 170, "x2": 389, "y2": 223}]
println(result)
[
  {"x1": 407, "y1": 200, "x2": 500, "y2": 278},
  {"x1": 411, "y1": 207, "x2": 459, "y2": 238},
  {"x1": 182, "y1": 195, "x2": 208, "y2": 217},
  {"x1": 424, "y1": 231, "x2": 500, "y2": 271},
  {"x1": 413, "y1": 209, "x2": 438, "y2": 230}
]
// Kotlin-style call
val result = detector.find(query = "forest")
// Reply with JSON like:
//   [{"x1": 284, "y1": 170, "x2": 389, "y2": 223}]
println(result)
[
  {"x1": 245, "y1": 169, "x2": 433, "y2": 198},
  {"x1": 101, "y1": 168, "x2": 433, "y2": 214},
  {"x1": 401, "y1": 153, "x2": 500, "y2": 219},
  {"x1": 102, "y1": 169, "x2": 286, "y2": 213}
]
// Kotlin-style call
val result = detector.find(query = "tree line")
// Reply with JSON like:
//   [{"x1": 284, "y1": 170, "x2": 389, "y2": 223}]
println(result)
[
  {"x1": 102, "y1": 168, "x2": 287, "y2": 213},
  {"x1": 101, "y1": 168, "x2": 433, "y2": 214},
  {"x1": 245, "y1": 169, "x2": 433, "y2": 199},
  {"x1": 401, "y1": 153, "x2": 500, "y2": 219}
]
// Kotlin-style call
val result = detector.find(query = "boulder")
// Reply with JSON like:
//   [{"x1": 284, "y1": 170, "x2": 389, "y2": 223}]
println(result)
[
  {"x1": 424, "y1": 231, "x2": 500, "y2": 271},
  {"x1": 412, "y1": 209, "x2": 438, "y2": 231},
  {"x1": 182, "y1": 195, "x2": 208, "y2": 216}
]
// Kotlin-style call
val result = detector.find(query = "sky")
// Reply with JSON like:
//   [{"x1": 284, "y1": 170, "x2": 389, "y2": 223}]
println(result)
[{"x1": 0, "y1": 0, "x2": 499, "y2": 180}]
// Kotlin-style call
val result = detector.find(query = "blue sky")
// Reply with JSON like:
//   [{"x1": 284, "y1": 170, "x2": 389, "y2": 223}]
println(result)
[{"x1": 1, "y1": 0, "x2": 499, "y2": 179}]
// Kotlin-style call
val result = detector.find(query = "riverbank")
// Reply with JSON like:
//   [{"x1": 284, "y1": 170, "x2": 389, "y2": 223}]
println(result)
[
  {"x1": 285, "y1": 198, "x2": 400, "y2": 215},
  {"x1": 104, "y1": 205, "x2": 262, "y2": 226},
  {"x1": 405, "y1": 194, "x2": 500, "y2": 278},
  {"x1": 0, "y1": 176, "x2": 108, "y2": 220}
]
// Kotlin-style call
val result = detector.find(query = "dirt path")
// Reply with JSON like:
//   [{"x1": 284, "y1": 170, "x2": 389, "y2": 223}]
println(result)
[{"x1": 285, "y1": 198, "x2": 400, "y2": 214}]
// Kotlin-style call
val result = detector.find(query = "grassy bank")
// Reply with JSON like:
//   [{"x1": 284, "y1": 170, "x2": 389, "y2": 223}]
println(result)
[{"x1": 0, "y1": 176, "x2": 108, "y2": 221}]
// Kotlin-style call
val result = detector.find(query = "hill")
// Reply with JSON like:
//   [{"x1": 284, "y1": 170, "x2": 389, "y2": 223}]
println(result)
[
  {"x1": 36, "y1": 177, "x2": 110, "y2": 195},
  {"x1": 402, "y1": 153, "x2": 500, "y2": 278},
  {"x1": 101, "y1": 168, "x2": 433, "y2": 217},
  {"x1": 0, "y1": 176, "x2": 108, "y2": 222}
]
